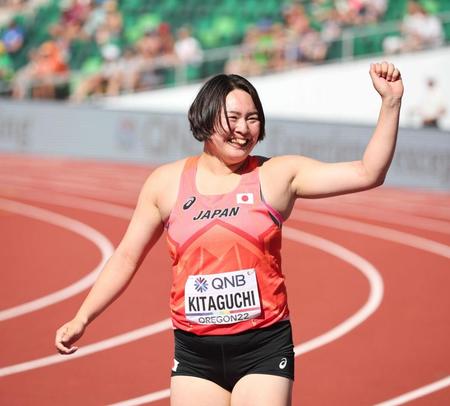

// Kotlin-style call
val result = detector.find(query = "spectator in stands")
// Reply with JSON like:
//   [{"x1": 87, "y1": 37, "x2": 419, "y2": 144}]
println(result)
[
  {"x1": 59, "y1": 0, "x2": 90, "y2": 43},
  {"x1": 308, "y1": 1, "x2": 342, "y2": 45},
  {"x1": 1, "y1": 18, "x2": 24, "y2": 54},
  {"x1": 30, "y1": 40, "x2": 69, "y2": 98},
  {"x1": 224, "y1": 26, "x2": 264, "y2": 77},
  {"x1": 268, "y1": 23, "x2": 289, "y2": 72},
  {"x1": 285, "y1": 4, "x2": 328, "y2": 65},
  {"x1": 12, "y1": 40, "x2": 69, "y2": 99},
  {"x1": 115, "y1": 46, "x2": 143, "y2": 94},
  {"x1": 60, "y1": 0, "x2": 90, "y2": 27},
  {"x1": 174, "y1": 26, "x2": 203, "y2": 65},
  {"x1": 414, "y1": 78, "x2": 447, "y2": 128},
  {"x1": 158, "y1": 22, "x2": 175, "y2": 56},
  {"x1": 70, "y1": 42, "x2": 122, "y2": 102},
  {"x1": 83, "y1": 0, "x2": 110, "y2": 38},
  {"x1": 308, "y1": 0, "x2": 335, "y2": 24},
  {"x1": 48, "y1": 22, "x2": 71, "y2": 63},
  {"x1": 103, "y1": 0, "x2": 122, "y2": 39},
  {"x1": 334, "y1": 0, "x2": 366, "y2": 25},
  {"x1": 383, "y1": 0, "x2": 444, "y2": 54},
  {"x1": 362, "y1": 0, "x2": 387, "y2": 23},
  {"x1": 298, "y1": 27, "x2": 328, "y2": 63},
  {"x1": 94, "y1": 23, "x2": 115, "y2": 47},
  {"x1": 134, "y1": 30, "x2": 166, "y2": 90},
  {"x1": 173, "y1": 25, "x2": 203, "y2": 82}
]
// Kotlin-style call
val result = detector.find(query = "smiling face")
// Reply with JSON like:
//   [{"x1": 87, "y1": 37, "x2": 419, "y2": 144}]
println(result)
[{"x1": 205, "y1": 89, "x2": 261, "y2": 166}]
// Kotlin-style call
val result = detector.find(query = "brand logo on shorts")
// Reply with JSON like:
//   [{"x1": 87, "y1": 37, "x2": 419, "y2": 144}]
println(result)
[
  {"x1": 172, "y1": 359, "x2": 179, "y2": 372},
  {"x1": 279, "y1": 357, "x2": 287, "y2": 369},
  {"x1": 183, "y1": 196, "x2": 196, "y2": 210}
]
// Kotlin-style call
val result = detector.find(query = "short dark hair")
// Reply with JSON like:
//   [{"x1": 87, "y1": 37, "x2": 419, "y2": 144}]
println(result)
[{"x1": 188, "y1": 74, "x2": 266, "y2": 142}]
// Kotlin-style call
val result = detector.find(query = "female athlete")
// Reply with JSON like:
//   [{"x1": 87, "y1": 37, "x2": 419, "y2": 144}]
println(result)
[{"x1": 56, "y1": 61, "x2": 403, "y2": 405}]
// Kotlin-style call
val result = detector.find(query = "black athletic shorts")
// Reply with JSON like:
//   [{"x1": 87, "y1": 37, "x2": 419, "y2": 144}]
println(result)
[{"x1": 171, "y1": 320, "x2": 295, "y2": 392}]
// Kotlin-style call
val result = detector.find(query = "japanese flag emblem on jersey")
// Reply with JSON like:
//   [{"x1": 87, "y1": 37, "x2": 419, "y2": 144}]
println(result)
[{"x1": 236, "y1": 193, "x2": 254, "y2": 204}]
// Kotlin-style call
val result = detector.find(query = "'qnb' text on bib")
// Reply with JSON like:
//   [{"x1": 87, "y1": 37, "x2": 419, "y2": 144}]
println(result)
[{"x1": 184, "y1": 269, "x2": 261, "y2": 325}]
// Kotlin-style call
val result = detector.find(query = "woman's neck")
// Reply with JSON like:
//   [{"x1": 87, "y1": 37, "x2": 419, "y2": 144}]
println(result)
[{"x1": 199, "y1": 152, "x2": 249, "y2": 176}]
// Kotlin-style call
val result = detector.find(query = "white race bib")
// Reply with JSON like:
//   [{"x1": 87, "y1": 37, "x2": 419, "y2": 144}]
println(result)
[{"x1": 185, "y1": 269, "x2": 261, "y2": 325}]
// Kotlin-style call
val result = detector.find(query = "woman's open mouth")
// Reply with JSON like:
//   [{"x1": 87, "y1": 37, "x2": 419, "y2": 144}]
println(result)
[{"x1": 228, "y1": 138, "x2": 250, "y2": 147}]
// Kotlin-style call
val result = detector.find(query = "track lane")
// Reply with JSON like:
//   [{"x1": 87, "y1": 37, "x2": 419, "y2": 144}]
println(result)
[
  {"x1": 1, "y1": 156, "x2": 449, "y2": 405},
  {"x1": 0, "y1": 223, "x2": 379, "y2": 405}
]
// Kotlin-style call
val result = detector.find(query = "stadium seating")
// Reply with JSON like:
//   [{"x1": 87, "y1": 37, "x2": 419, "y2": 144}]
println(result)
[{"x1": 1, "y1": 0, "x2": 449, "y2": 97}]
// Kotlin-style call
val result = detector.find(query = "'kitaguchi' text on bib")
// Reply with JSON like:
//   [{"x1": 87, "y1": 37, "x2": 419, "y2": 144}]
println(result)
[{"x1": 185, "y1": 269, "x2": 261, "y2": 325}]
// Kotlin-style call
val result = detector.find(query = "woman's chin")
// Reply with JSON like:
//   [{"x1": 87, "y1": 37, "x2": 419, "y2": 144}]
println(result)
[{"x1": 223, "y1": 148, "x2": 251, "y2": 164}]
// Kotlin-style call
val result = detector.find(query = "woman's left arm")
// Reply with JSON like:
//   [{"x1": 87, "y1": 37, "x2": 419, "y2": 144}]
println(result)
[{"x1": 285, "y1": 61, "x2": 404, "y2": 199}]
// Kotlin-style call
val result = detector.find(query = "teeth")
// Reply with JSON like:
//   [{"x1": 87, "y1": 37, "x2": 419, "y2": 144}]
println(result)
[{"x1": 230, "y1": 138, "x2": 247, "y2": 146}]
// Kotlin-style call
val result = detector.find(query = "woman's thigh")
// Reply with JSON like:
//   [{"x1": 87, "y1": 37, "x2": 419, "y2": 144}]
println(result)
[
  {"x1": 231, "y1": 374, "x2": 293, "y2": 406},
  {"x1": 170, "y1": 376, "x2": 231, "y2": 406}
]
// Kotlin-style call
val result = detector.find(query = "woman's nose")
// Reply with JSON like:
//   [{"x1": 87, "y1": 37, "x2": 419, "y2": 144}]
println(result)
[{"x1": 235, "y1": 118, "x2": 249, "y2": 133}]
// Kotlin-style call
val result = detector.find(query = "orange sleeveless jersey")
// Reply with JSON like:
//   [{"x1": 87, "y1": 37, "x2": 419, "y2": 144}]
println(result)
[{"x1": 165, "y1": 156, "x2": 289, "y2": 335}]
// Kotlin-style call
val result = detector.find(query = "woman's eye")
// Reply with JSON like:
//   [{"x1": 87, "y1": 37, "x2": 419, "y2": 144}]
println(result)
[{"x1": 228, "y1": 116, "x2": 237, "y2": 121}]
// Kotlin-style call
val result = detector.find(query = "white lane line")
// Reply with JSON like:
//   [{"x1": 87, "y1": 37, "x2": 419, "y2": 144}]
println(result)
[
  {"x1": 285, "y1": 228, "x2": 383, "y2": 355},
  {"x1": 0, "y1": 198, "x2": 114, "y2": 321},
  {"x1": 373, "y1": 375, "x2": 450, "y2": 406},
  {"x1": 338, "y1": 190, "x2": 450, "y2": 205},
  {"x1": 0, "y1": 160, "x2": 151, "y2": 182},
  {"x1": 336, "y1": 195, "x2": 450, "y2": 219},
  {"x1": 4, "y1": 184, "x2": 449, "y2": 240},
  {"x1": 0, "y1": 186, "x2": 135, "y2": 219},
  {"x1": 0, "y1": 174, "x2": 136, "y2": 204},
  {"x1": 108, "y1": 390, "x2": 171, "y2": 406},
  {"x1": 0, "y1": 319, "x2": 172, "y2": 377},
  {"x1": 298, "y1": 200, "x2": 450, "y2": 234},
  {"x1": 291, "y1": 209, "x2": 450, "y2": 259}
]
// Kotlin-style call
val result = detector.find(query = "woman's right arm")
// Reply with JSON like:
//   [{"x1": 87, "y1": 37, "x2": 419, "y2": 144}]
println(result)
[{"x1": 55, "y1": 167, "x2": 167, "y2": 354}]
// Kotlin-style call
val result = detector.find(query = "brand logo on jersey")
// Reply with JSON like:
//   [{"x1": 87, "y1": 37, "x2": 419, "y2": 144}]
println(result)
[
  {"x1": 183, "y1": 196, "x2": 196, "y2": 210},
  {"x1": 194, "y1": 276, "x2": 208, "y2": 293},
  {"x1": 172, "y1": 359, "x2": 180, "y2": 372},
  {"x1": 236, "y1": 193, "x2": 254, "y2": 204},
  {"x1": 279, "y1": 358, "x2": 287, "y2": 369},
  {"x1": 192, "y1": 206, "x2": 240, "y2": 221}
]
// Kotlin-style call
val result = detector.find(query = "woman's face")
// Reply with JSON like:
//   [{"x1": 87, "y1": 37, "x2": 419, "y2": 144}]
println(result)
[{"x1": 206, "y1": 89, "x2": 261, "y2": 166}]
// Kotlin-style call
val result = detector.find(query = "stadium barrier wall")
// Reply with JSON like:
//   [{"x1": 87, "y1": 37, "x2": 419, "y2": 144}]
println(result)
[
  {"x1": 0, "y1": 100, "x2": 448, "y2": 190},
  {"x1": 101, "y1": 47, "x2": 450, "y2": 131}
]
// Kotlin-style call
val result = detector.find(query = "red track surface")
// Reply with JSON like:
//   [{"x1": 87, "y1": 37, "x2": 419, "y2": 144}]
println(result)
[{"x1": 0, "y1": 154, "x2": 449, "y2": 405}]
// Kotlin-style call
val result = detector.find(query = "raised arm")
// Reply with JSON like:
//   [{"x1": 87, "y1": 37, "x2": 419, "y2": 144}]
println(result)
[
  {"x1": 263, "y1": 62, "x2": 403, "y2": 209},
  {"x1": 55, "y1": 167, "x2": 167, "y2": 354}
]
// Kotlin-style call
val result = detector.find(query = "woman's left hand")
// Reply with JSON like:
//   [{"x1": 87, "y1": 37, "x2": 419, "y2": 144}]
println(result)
[{"x1": 369, "y1": 62, "x2": 404, "y2": 100}]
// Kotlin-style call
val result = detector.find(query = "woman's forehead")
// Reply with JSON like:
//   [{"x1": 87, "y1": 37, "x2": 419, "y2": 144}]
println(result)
[{"x1": 225, "y1": 89, "x2": 257, "y2": 112}]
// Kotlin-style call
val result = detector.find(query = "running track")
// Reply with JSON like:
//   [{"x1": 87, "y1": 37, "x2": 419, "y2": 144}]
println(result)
[{"x1": 0, "y1": 154, "x2": 449, "y2": 406}]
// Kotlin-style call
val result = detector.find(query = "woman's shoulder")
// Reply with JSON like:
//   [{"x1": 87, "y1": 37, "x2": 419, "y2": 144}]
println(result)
[
  {"x1": 137, "y1": 158, "x2": 188, "y2": 197},
  {"x1": 146, "y1": 157, "x2": 191, "y2": 184},
  {"x1": 258, "y1": 154, "x2": 309, "y2": 182},
  {"x1": 141, "y1": 157, "x2": 193, "y2": 218}
]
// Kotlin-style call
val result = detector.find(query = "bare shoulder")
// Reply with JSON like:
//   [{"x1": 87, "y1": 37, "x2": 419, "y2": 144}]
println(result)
[
  {"x1": 259, "y1": 155, "x2": 309, "y2": 180},
  {"x1": 140, "y1": 158, "x2": 188, "y2": 220},
  {"x1": 145, "y1": 158, "x2": 188, "y2": 187}
]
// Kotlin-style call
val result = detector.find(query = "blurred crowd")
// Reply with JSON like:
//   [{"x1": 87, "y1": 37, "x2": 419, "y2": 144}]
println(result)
[
  {"x1": 1, "y1": 0, "x2": 203, "y2": 100},
  {"x1": 0, "y1": 0, "x2": 447, "y2": 101},
  {"x1": 226, "y1": 0, "x2": 389, "y2": 75},
  {"x1": 383, "y1": 0, "x2": 444, "y2": 54}
]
